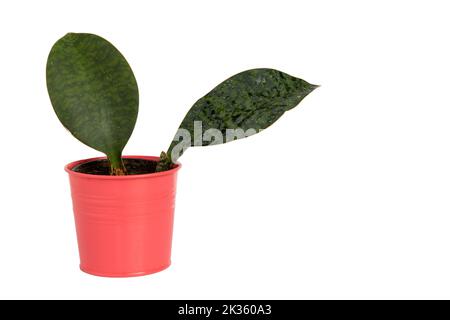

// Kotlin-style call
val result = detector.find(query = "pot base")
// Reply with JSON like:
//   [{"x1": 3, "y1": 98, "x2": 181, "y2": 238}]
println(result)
[{"x1": 80, "y1": 263, "x2": 171, "y2": 278}]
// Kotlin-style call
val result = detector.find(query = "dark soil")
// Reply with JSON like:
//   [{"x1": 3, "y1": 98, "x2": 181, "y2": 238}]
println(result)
[{"x1": 72, "y1": 158, "x2": 162, "y2": 175}]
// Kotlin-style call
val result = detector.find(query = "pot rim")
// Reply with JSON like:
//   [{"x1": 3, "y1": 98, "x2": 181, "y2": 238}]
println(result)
[{"x1": 65, "y1": 155, "x2": 181, "y2": 180}]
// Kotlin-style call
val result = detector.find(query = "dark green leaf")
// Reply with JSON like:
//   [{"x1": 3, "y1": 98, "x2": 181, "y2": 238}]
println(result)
[
  {"x1": 46, "y1": 33, "x2": 139, "y2": 162},
  {"x1": 166, "y1": 68, "x2": 318, "y2": 162}
]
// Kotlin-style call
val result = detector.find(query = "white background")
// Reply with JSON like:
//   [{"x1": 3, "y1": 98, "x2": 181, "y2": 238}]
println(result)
[{"x1": 0, "y1": 0, "x2": 449, "y2": 299}]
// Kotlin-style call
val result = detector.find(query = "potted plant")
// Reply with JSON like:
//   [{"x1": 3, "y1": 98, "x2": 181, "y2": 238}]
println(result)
[{"x1": 46, "y1": 33, "x2": 318, "y2": 277}]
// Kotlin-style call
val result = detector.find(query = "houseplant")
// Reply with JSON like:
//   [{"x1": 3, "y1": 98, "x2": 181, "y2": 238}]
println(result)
[{"x1": 46, "y1": 33, "x2": 318, "y2": 277}]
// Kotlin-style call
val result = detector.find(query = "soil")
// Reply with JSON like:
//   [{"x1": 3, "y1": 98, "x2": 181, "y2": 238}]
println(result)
[{"x1": 72, "y1": 158, "x2": 163, "y2": 175}]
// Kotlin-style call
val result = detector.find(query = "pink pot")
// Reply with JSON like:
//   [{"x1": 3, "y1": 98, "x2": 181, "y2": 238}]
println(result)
[{"x1": 65, "y1": 155, "x2": 181, "y2": 277}]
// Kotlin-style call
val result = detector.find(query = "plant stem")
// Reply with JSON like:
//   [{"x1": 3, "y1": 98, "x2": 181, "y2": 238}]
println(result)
[
  {"x1": 155, "y1": 151, "x2": 172, "y2": 172},
  {"x1": 108, "y1": 152, "x2": 126, "y2": 176}
]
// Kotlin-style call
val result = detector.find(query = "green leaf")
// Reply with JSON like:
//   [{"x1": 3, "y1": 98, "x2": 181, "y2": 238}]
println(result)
[
  {"x1": 46, "y1": 33, "x2": 139, "y2": 172},
  {"x1": 166, "y1": 68, "x2": 318, "y2": 162}
]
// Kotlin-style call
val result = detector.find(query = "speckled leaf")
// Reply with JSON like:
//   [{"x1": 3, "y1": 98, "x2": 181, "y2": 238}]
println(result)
[
  {"x1": 166, "y1": 68, "x2": 318, "y2": 162},
  {"x1": 46, "y1": 33, "x2": 138, "y2": 168}
]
